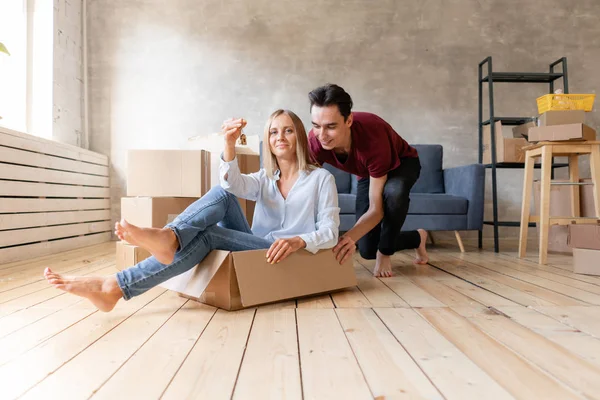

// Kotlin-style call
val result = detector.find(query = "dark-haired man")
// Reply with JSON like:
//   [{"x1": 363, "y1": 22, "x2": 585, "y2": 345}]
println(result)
[{"x1": 308, "y1": 84, "x2": 428, "y2": 277}]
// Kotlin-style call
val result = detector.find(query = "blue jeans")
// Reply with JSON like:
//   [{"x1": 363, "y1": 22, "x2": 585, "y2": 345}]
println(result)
[{"x1": 115, "y1": 186, "x2": 273, "y2": 300}]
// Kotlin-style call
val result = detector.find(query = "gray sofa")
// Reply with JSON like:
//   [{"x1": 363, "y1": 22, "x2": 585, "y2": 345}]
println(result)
[{"x1": 322, "y1": 144, "x2": 485, "y2": 250}]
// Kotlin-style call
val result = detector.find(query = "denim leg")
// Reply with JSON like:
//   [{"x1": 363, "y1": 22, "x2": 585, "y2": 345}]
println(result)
[
  {"x1": 165, "y1": 186, "x2": 251, "y2": 250},
  {"x1": 115, "y1": 225, "x2": 272, "y2": 300}
]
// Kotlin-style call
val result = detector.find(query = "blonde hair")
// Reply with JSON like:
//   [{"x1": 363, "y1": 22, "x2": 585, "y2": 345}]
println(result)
[{"x1": 262, "y1": 109, "x2": 318, "y2": 179}]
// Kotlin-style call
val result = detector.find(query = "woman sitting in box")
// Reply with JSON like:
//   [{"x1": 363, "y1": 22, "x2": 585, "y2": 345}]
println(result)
[{"x1": 44, "y1": 110, "x2": 340, "y2": 312}]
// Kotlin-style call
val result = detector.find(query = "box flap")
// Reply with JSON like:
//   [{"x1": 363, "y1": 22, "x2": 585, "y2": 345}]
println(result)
[
  {"x1": 160, "y1": 250, "x2": 230, "y2": 295},
  {"x1": 232, "y1": 249, "x2": 357, "y2": 307},
  {"x1": 512, "y1": 121, "x2": 536, "y2": 138},
  {"x1": 197, "y1": 257, "x2": 239, "y2": 309}
]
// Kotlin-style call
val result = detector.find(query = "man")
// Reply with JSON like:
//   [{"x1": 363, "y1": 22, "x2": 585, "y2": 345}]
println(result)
[{"x1": 307, "y1": 84, "x2": 428, "y2": 277}]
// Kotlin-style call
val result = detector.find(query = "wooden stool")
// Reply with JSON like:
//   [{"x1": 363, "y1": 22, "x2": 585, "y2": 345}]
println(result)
[{"x1": 518, "y1": 141, "x2": 600, "y2": 264}]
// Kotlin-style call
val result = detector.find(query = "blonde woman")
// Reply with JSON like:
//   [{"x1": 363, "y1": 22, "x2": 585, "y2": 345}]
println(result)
[{"x1": 44, "y1": 110, "x2": 340, "y2": 312}]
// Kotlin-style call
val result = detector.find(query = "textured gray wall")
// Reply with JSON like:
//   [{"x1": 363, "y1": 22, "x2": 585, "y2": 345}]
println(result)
[
  {"x1": 87, "y1": 0, "x2": 600, "y2": 241},
  {"x1": 54, "y1": 0, "x2": 84, "y2": 147}
]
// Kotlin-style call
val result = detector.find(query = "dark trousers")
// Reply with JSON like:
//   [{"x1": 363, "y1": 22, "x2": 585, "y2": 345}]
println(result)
[{"x1": 356, "y1": 156, "x2": 422, "y2": 259}]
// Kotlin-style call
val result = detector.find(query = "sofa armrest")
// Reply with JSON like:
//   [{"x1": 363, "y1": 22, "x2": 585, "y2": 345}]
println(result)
[{"x1": 443, "y1": 164, "x2": 485, "y2": 230}]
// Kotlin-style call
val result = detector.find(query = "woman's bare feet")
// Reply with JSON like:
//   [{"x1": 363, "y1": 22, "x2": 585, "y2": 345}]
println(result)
[
  {"x1": 115, "y1": 219, "x2": 179, "y2": 265},
  {"x1": 414, "y1": 229, "x2": 429, "y2": 265},
  {"x1": 44, "y1": 267, "x2": 123, "y2": 312},
  {"x1": 373, "y1": 250, "x2": 393, "y2": 277}
]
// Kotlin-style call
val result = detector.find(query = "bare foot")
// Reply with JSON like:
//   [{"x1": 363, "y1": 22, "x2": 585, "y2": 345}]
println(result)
[
  {"x1": 44, "y1": 267, "x2": 122, "y2": 312},
  {"x1": 115, "y1": 219, "x2": 178, "y2": 264},
  {"x1": 414, "y1": 229, "x2": 429, "y2": 265},
  {"x1": 373, "y1": 251, "x2": 393, "y2": 277}
]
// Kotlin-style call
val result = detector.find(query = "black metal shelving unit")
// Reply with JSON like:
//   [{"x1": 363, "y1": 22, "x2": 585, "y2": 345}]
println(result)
[{"x1": 478, "y1": 56, "x2": 569, "y2": 253}]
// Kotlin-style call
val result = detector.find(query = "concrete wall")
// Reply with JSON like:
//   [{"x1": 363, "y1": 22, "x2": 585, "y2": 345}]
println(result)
[
  {"x1": 53, "y1": 0, "x2": 84, "y2": 147},
  {"x1": 86, "y1": 0, "x2": 600, "y2": 240}
]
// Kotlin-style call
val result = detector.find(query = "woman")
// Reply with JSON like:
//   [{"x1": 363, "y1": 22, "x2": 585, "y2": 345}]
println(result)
[{"x1": 44, "y1": 110, "x2": 340, "y2": 312}]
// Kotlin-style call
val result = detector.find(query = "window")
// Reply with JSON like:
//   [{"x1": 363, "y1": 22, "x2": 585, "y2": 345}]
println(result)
[
  {"x1": 0, "y1": 1, "x2": 27, "y2": 132},
  {"x1": 0, "y1": 0, "x2": 53, "y2": 138}
]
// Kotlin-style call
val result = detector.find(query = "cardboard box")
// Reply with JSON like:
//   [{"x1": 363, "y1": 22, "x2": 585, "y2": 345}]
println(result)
[
  {"x1": 483, "y1": 122, "x2": 529, "y2": 163},
  {"x1": 580, "y1": 179, "x2": 597, "y2": 218},
  {"x1": 187, "y1": 136, "x2": 261, "y2": 226},
  {"x1": 533, "y1": 180, "x2": 573, "y2": 253},
  {"x1": 539, "y1": 110, "x2": 585, "y2": 127},
  {"x1": 572, "y1": 248, "x2": 600, "y2": 276},
  {"x1": 116, "y1": 241, "x2": 151, "y2": 270},
  {"x1": 127, "y1": 150, "x2": 210, "y2": 197},
  {"x1": 568, "y1": 224, "x2": 600, "y2": 250},
  {"x1": 121, "y1": 197, "x2": 197, "y2": 228},
  {"x1": 160, "y1": 249, "x2": 356, "y2": 310},
  {"x1": 528, "y1": 123, "x2": 596, "y2": 142},
  {"x1": 512, "y1": 121, "x2": 536, "y2": 139}
]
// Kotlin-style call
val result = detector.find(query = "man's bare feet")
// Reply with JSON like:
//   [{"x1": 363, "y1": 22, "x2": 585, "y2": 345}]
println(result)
[
  {"x1": 414, "y1": 229, "x2": 429, "y2": 265},
  {"x1": 115, "y1": 219, "x2": 179, "y2": 265},
  {"x1": 44, "y1": 267, "x2": 123, "y2": 312},
  {"x1": 373, "y1": 250, "x2": 393, "y2": 277}
]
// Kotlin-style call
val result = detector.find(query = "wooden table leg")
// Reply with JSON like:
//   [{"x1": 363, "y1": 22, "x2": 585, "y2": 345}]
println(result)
[
  {"x1": 454, "y1": 231, "x2": 465, "y2": 252},
  {"x1": 539, "y1": 146, "x2": 553, "y2": 265},
  {"x1": 519, "y1": 151, "x2": 535, "y2": 258},
  {"x1": 590, "y1": 145, "x2": 600, "y2": 218},
  {"x1": 569, "y1": 155, "x2": 580, "y2": 217}
]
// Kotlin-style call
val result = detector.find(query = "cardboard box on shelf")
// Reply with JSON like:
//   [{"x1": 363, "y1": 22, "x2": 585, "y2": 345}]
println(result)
[
  {"x1": 127, "y1": 150, "x2": 210, "y2": 197},
  {"x1": 116, "y1": 241, "x2": 151, "y2": 270},
  {"x1": 121, "y1": 197, "x2": 197, "y2": 228},
  {"x1": 538, "y1": 110, "x2": 585, "y2": 127},
  {"x1": 568, "y1": 223, "x2": 600, "y2": 250},
  {"x1": 528, "y1": 123, "x2": 596, "y2": 142},
  {"x1": 483, "y1": 121, "x2": 529, "y2": 163},
  {"x1": 572, "y1": 248, "x2": 600, "y2": 276},
  {"x1": 160, "y1": 249, "x2": 356, "y2": 311},
  {"x1": 512, "y1": 121, "x2": 536, "y2": 139}
]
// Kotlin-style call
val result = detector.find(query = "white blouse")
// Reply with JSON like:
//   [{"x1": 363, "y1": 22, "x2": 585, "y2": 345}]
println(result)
[{"x1": 219, "y1": 157, "x2": 340, "y2": 253}]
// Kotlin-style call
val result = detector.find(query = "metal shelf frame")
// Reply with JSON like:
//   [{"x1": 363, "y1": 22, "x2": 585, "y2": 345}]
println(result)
[{"x1": 478, "y1": 56, "x2": 569, "y2": 252}]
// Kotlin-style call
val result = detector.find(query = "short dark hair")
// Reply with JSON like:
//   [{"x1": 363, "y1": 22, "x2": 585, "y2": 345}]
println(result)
[{"x1": 308, "y1": 84, "x2": 353, "y2": 121}]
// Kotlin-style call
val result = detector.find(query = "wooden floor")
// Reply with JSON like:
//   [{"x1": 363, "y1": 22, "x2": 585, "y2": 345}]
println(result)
[{"x1": 1, "y1": 241, "x2": 600, "y2": 400}]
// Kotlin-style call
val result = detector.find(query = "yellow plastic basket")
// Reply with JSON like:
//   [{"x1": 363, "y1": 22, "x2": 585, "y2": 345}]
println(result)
[{"x1": 536, "y1": 93, "x2": 595, "y2": 114}]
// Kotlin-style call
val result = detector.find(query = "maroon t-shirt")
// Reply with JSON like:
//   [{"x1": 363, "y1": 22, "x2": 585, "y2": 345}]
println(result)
[{"x1": 309, "y1": 112, "x2": 418, "y2": 179}]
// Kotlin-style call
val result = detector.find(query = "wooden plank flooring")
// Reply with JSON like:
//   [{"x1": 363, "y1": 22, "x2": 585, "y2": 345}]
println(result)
[{"x1": 0, "y1": 241, "x2": 599, "y2": 399}]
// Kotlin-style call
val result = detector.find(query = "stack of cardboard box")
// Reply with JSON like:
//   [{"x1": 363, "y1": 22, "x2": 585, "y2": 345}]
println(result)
[
  {"x1": 484, "y1": 109, "x2": 597, "y2": 164},
  {"x1": 117, "y1": 149, "x2": 210, "y2": 270},
  {"x1": 117, "y1": 144, "x2": 261, "y2": 270},
  {"x1": 568, "y1": 224, "x2": 600, "y2": 275},
  {"x1": 527, "y1": 110, "x2": 596, "y2": 142}
]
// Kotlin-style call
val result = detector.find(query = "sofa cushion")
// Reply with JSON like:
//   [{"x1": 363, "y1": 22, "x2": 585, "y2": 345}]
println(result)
[
  {"x1": 338, "y1": 193, "x2": 356, "y2": 214},
  {"x1": 411, "y1": 144, "x2": 444, "y2": 194},
  {"x1": 408, "y1": 193, "x2": 467, "y2": 215},
  {"x1": 323, "y1": 163, "x2": 352, "y2": 193}
]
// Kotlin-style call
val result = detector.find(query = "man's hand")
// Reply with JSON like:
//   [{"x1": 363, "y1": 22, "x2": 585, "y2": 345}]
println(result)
[
  {"x1": 221, "y1": 118, "x2": 247, "y2": 146},
  {"x1": 333, "y1": 235, "x2": 356, "y2": 264},
  {"x1": 266, "y1": 237, "x2": 306, "y2": 264}
]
